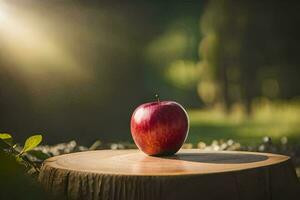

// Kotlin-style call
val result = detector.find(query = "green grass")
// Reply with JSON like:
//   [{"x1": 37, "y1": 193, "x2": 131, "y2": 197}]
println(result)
[{"x1": 186, "y1": 101, "x2": 300, "y2": 146}]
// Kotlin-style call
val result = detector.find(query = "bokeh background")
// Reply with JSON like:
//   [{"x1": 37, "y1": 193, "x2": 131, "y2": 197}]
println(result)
[{"x1": 0, "y1": 0, "x2": 299, "y2": 148}]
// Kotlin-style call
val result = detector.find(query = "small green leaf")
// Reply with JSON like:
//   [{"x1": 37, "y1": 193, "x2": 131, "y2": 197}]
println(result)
[
  {"x1": 0, "y1": 133, "x2": 12, "y2": 139},
  {"x1": 0, "y1": 133, "x2": 13, "y2": 145},
  {"x1": 21, "y1": 135, "x2": 42, "y2": 154}
]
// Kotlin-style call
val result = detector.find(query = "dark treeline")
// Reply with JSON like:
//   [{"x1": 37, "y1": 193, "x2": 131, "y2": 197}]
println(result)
[{"x1": 199, "y1": 0, "x2": 300, "y2": 113}]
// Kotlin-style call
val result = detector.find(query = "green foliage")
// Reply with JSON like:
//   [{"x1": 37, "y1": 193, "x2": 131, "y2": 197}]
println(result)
[
  {"x1": 21, "y1": 135, "x2": 42, "y2": 154},
  {"x1": 0, "y1": 133, "x2": 43, "y2": 174},
  {"x1": 187, "y1": 101, "x2": 300, "y2": 145},
  {"x1": 0, "y1": 133, "x2": 13, "y2": 146}
]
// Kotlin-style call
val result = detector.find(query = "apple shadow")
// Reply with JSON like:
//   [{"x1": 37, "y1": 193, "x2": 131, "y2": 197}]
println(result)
[{"x1": 165, "y1": 153, "x2": 269, "y2": 164}]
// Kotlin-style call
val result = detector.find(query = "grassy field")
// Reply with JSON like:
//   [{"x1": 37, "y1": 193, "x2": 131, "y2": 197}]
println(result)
[{"x1": 186, "y1": 100, "x2": 300, "y2": 146}]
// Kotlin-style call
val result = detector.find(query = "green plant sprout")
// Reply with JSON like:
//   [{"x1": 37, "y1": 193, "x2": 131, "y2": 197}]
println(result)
[{"x1": 0, "y1": 133, "x2": 43, "y2": 174}]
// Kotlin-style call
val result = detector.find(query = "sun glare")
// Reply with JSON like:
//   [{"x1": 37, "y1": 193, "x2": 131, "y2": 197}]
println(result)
[
  {"x1": 0, "y1": 7, "x2": 7, "y2": 23},
  {"x1": 0, "y1": 1, "x2": 91, "y2": 82}
]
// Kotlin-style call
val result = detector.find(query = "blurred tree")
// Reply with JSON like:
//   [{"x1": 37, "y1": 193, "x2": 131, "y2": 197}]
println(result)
[
  {"x1": 199, "y1": 0, "x2": 300, "y2": 114},
  {"x1": 144, "y1": 1, "x2": 204, "y2": 107}
]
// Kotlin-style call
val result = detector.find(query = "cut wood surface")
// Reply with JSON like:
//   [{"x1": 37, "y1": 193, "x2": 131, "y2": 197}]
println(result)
[{"x1": 39, "y1": 149, "x2": 300, "y2": 200}]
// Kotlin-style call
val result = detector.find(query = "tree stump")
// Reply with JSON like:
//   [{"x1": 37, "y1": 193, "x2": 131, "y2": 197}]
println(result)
[{"x1": 39, "y1": 149, "x2": 299, "y2": 200}]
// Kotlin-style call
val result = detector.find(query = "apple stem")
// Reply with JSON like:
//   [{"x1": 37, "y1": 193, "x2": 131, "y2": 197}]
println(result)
[{"x1": 155, "y1": 94, "x2": 160, "y2": 103}]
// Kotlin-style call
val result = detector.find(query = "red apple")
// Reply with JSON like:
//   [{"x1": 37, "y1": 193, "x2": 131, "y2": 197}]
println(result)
[{"x1": 130, "y1": 100, "x2": 189, "y2": 156}]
